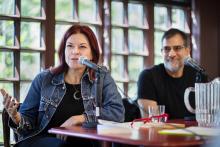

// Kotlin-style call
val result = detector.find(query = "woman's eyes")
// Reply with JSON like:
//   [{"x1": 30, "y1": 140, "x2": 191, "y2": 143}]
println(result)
[
  {"x1": 66, "y1": 45, "x2": 87, "y2": 49},
  {"x1": 79, "y1": 45, "x2": 86, "y2": 48},
  {"x1": 66, "y1": 44, "x2": 73, "y2": 48}
]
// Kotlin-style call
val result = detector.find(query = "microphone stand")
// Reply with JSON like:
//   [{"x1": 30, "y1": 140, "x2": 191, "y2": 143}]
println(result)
[
  {"x1": 195, "y1": 70, "x2": 208, "y2": 83},
  {"x1": 82, "y1": 68, "x2": 104, "y2": 129}
]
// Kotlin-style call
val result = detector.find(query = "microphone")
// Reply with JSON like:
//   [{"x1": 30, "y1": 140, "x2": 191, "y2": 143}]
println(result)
[
  {"x1": 78, "y1": 56, "x2": 101, "y2": 72},
  {"x1": 79, "y1": 56, "x2": 105, "y2": 128},
  {"x1": 184, "y1": 56, "x2": 205, "y2": 73}
]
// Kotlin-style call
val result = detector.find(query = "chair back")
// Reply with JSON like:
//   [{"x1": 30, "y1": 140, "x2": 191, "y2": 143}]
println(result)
[
  {"x1": 2, "y1": 108, "x2": 10, "y2": 147},
  {"x1": 123, "y1": 98, "x2": 141, "y2": 122}
]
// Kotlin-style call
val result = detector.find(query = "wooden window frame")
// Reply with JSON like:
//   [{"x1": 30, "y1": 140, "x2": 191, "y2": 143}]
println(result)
[{"x1": 0, "y1": 0, "x2": 191, "y2": 103}]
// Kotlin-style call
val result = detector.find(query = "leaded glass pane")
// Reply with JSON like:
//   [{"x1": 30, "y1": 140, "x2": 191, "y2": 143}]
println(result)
[
  {"x1": 55, "y1": 24, "x2": 71, "y2": 50},
  {"x1": 0, "y1": 51, "x2": 14, "y2": 79},
  {"x1": 20, "y1": 52, "x2": 40, "y2": 80},
  {"x1": 172, "y1": 9, "x2": 185, "y2": 31},
  {"x1": 20, "y1": 82, "x2": 31, "y2": 103},
  {"x1": 111, "y1": 55, "x2": 124, "y2": 81},
  {"x1": 154, "y1": 30, "x2": 164, "y2": 64},
  {"x1": 111, "y1": 1, "x2": 123, "y2": 25},
  {"x1": 0, "y1": 20, "x2": 14, "y2": 46},
  {"x1": 79, "y1": 0, "x2": 96, "y2": 22},
  {"x1": 0, "y1": 0, "x2": 14, "y2": 15},
  {"x1": 112, "y1": 28, "x2": 124, "y2": 53},
  {"x1": 56, "y1": 0, "x2": 74, "y2": 20},
  {"x1": 128, "y1": 3, "x2": 143, "y2": 26},
  {"x1": 21, "y1": 0, "x2": 41, "y2": 17},
  {"x1": 128, "y1": 29, "x2": 144, "y2": 53},
  {"x1": 21, "y1": 22, "x2": 41, "y2": 48},
  {"x1": 154, "y1": 7, "x2": 168, "y2": 29},
  {"x1": 128, "y1": 56, "x2": 143, "y2": 81}
]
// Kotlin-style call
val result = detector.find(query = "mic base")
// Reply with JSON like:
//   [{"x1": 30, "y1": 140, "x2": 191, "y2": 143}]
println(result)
[{"x1": 82, "y1": 121, "x2": 98, "y2": 129}]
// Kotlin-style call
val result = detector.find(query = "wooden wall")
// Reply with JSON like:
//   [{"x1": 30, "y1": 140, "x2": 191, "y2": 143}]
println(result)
[{"x1": 191, "y1": 0, "x2": 220, "y2": 80}]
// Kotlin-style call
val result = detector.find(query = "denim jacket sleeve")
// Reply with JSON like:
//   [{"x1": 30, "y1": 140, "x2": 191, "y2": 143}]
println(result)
[
  {"x1": 9, "y1": 70, "x2": 49, "y2": 139},
  {"x1": 100, "y1": 71, "x2": 125, "y2": 122}
]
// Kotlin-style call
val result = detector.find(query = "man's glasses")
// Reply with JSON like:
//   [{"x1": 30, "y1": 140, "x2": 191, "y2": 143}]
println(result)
[{"x1": 161, "y1": 45, "x2": 185, "y2": 53}]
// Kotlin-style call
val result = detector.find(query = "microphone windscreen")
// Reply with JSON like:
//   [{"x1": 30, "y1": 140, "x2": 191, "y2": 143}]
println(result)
[{"x1": 78, "y1": 56, "x2": 87, "y2": 64}]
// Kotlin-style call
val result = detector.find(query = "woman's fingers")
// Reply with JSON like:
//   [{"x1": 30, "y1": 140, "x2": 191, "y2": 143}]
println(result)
[
  {"x1": 8, "y1": 99, "x2": 18, "y2": 115},
  {"x1": 1, "y1": 89, "x2": 18, "y2": 117},
  {"x1": 9, "y1": 99, "x2": 15, "y2": 108},
  {"x1": 1, "y1": 89, "x2": 7, "y2": 104},
  {"x1": 4, "y1": 94, "x2": 12, "y2": 109},
  {"x1": 14, "y1": 102, "x2": 20, "y2": 109}
]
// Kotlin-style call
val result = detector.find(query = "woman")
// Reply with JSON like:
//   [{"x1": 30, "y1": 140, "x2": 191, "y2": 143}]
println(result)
[{"x1": 1, "y1": 24, "x2": 125, "y2": 146}]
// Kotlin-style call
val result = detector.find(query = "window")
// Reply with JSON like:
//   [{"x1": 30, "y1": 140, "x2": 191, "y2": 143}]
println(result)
[
  {"x1": 110, "y1": 1, "x2": 148, "y2": 99},
  {"x1": 0, "y1": 0, "x2": 45, "y2": 143},
  {"x1": 154, "y1": 5, "x2": 190, "y2": 64},
  {"x1": 54, "y1": 0, "x2": 102, "y2": 66},
  {"x1": 0, "y1": 0, "x2": 191, "y2": 143}
]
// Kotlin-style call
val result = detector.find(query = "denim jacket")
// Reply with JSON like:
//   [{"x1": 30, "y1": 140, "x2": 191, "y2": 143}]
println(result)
[{"x1": 10, "y1": 67, "x2": 125, "y2": 143}]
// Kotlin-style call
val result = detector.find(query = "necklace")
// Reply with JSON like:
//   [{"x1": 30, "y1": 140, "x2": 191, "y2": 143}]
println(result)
[{"x1": 73, "y1": 85, "x2": 81, "y2": 100}]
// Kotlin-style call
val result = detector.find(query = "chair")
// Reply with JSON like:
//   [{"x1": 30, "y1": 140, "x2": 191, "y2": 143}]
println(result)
[
  {"x1": 122, "y1": 98, "x2": 141, "y2": 122},
  {"x1": 2, "y1": 108, "x2": 11, "y2": 147},
  {"x1": 2, "y1": 104, "x2": 20, "y2": 147}
]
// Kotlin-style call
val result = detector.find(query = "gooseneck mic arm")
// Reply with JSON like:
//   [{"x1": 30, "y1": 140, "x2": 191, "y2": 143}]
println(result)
[
  {"x1": 184, "y1": 56, "x2": 208, "y2": 83},
  {"x1": 94, "y1": 70, "x2": 104, "y2": 120},
  {"x1": 78, "y1": 56, "x2": 105, "y2": 128}
]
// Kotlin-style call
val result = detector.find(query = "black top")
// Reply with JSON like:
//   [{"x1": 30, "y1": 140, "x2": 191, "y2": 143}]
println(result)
[
  {"x1": 137, "y1": 64, "x2": 207, "y2": 119},
  {"x1": 46, "y1": 83, "x2": 84, "y2": 128}
]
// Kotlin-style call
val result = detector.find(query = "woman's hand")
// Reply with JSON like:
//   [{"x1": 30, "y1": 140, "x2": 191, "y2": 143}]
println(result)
[
  {"x1": 56, "y1": 115, "x2": 86, "y2": 141},
  {"x1": 61, "y1": 115, "x2": 86, "y2": 127},
  {"x1": 1, "y1": 89, "x2": 21, "y2": 124}
]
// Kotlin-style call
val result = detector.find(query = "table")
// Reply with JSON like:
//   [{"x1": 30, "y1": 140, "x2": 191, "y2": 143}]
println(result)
[{"x1": 48, "y1": 119, "x2": 207, "y2": 147}]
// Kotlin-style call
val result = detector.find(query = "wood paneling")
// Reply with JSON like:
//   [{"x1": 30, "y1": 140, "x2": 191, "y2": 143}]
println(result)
[{"x1": 191, "y1": 0, "x2": 220, "y2": 80}]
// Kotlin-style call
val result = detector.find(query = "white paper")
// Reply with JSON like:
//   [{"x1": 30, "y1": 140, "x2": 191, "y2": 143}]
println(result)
[{"x1": 159, "y1": 126, "x2": 220, "y2": 136}]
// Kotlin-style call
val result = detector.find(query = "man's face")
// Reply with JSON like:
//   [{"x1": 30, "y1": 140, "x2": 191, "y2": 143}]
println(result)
[{"x1": 161, "y1": 34, "x2": 190, "y2": 73}]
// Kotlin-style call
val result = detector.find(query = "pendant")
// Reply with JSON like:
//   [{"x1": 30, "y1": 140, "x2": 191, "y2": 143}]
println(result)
[{"x1": 73, "y1": 90, "x2": 81, "y2": 100}]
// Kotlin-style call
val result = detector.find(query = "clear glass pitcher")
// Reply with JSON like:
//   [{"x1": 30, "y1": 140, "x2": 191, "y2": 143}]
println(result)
[{"x1": 184, "y1": 77, "x2": 220, "y2": 127}]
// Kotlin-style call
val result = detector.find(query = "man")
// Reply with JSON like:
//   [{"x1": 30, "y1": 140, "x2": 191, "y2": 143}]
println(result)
[{"x1": 137, "y1": 28, "x2": 206, "y2": 119}]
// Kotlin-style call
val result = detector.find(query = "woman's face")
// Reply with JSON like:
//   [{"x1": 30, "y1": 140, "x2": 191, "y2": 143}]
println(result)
[{"x1": 65, "y1": 33, "x2": 93, "y2": 70}]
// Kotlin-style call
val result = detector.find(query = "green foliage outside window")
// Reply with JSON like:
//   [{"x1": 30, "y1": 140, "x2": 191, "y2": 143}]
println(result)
[
  {"x1": 21, "y1": 0, "x2": 41, "y2": 17},
  {"x1": 0, "y1": 20, "x2": 14, "y2": 47},
  {"x1": 56, "y1": 0, "x2": 73, "y2": 20},
  {"x1": 0, "y1": 52, "x2": 14, "y2": 79},
  {"x1": 79, "y1": 0, "x2": 96, "y2": 22},
  {"x1": 0, "y1": 0, "x2": 14, "y2": 15}
]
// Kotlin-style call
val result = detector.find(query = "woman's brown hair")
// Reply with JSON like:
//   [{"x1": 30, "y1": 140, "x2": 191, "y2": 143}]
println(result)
[{"x1": 50, "y1": 24, "x2": 100, "y2": 79}]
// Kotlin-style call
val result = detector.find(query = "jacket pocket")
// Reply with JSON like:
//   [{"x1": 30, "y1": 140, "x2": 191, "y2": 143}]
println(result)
[{"x1": 38, "y1": 97, "x2": 48, "y2": 112}]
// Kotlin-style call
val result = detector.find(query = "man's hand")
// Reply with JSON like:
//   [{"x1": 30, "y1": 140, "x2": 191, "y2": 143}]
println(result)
[{"x1": 137, "y1": 99, "x2": 157, "y2": 118}]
